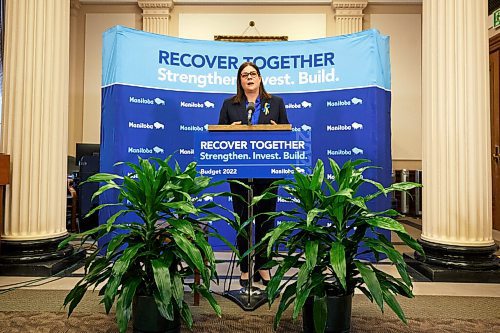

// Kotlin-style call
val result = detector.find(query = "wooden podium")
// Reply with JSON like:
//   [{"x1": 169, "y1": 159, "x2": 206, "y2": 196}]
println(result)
[
  {"x1": 205, "y1": 124, "x2": 292, "y2": 311},
  {"x1": 0, "y1": 154, "x2": 10, "y2": 252},
  {"x1": 207, "y1": 124, "x2": 291, "y2": 132}
]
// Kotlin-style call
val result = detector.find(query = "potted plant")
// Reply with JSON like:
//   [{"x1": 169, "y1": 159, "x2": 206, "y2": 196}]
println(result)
[
  {"x1": 59, "y1": 155, "x2": 239, "y2": 333},
  {"x1": 251, "y1": 158, "x2": 424, "y2": 333}
]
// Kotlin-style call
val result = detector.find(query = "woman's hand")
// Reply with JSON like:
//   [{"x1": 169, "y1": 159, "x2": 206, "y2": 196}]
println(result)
[
  {"x1": 270, "y1": 120, "x2": 277, "y2": 125},
  {"x1": 231, "y1": 121, "x2": 242, "y2": 125}
]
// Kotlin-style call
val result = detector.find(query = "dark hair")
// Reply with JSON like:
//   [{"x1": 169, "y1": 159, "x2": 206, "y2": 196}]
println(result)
[{"x1": 232, "y1": 62, "x2": 271, "y2": 104}]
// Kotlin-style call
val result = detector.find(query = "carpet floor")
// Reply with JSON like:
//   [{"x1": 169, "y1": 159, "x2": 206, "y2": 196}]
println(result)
[{"x1": 0, "y1": 289, "x2": 499, "y2": 332}]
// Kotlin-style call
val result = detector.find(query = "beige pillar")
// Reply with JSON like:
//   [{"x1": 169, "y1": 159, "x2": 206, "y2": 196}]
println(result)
[
  {"x1": 419, "y1": 0, "x2": 498, "y2": 273},
  {"x1": 0, "y1": 0, "x2": 84, "y2": 274},
  {"x1": 68, "y1": 0, "x2": 84, "y2": 159},
  {"x1": 138, "y1": 0, "x2": 174, "y2": 35},
  {"x1": 331, "y1": 0, "x2": 367, "y2": 36},
  {"x1": 1, "y1": 0, "x2": 69, "y2": 241}
]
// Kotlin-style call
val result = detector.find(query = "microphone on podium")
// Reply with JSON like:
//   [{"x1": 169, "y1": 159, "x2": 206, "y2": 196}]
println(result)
[{"x1": 246, "y1": 102, "x2": 255, "y2": 125}]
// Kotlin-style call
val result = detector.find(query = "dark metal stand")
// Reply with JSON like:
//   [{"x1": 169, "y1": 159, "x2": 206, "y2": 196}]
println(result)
[{"x1": 223, "y1": 178, "x2": 268, "y2": 311}]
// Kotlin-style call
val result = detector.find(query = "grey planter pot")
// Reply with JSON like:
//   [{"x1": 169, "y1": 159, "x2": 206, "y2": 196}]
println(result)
[
  {"x1": 302, "y1": 293, "x2": 353, "y2": 333},
  {"x1": 132, "y1": 295, "x2": 180, "y2": 333}
]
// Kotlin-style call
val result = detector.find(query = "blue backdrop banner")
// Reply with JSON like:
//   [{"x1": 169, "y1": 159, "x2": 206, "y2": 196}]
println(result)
[{"x1": 100, "y1": 26, "x2": 392, "y2": 257}]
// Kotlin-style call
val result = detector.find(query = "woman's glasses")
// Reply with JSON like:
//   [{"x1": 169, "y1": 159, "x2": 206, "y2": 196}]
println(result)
[{"x1": 240, "y1": 71, "x2": 258, "y2": 79}]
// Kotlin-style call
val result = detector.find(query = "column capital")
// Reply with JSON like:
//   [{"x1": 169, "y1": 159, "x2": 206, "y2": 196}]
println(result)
[
  {"x1": 138, "y1": 0, "x2": 174, "y2": 16},
  {"x1": 70, "y1": 0, "x2": 81, "y2": 17},
  {"x1": 331, "y1": 0, "x2": 367, "y2": 35},
  {"x1": 138, "y1": 0, "x2": 174, "y2": 34},
  {"x1": 332, "y1": 0, "x2": 368, "y2": 13}
]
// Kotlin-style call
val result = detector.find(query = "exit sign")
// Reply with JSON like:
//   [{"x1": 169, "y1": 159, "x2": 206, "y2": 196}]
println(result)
[{"x1": 495, "y1": 8, "x2": 500, "y2": 28}]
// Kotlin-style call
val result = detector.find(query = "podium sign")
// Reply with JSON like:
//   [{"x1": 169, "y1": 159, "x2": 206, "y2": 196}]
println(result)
[{"x1": 194, "y1": 131, "x2": 311, "y2": 178}]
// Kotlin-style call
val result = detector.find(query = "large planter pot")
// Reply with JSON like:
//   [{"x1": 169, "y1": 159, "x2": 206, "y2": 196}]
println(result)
[
  {"x1": 132, "y1": 295, "x2": 180, "y2": 333},
  {"x1": 302, "y1": 294, "x2": 353, "y2": 333}
]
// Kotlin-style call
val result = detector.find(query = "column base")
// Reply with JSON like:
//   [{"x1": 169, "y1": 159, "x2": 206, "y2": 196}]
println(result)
[
  {"x1": 0, "y1": 235, "x2": 86, "y2": 276},
  {"x1": 404, "y1": 239, "x2": 500, "y2": 283}
]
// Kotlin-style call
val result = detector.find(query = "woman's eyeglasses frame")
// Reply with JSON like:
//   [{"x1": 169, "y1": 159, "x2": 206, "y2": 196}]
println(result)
[{"x1": 240, "y1": 71, "x2": 259, "y2": 79}]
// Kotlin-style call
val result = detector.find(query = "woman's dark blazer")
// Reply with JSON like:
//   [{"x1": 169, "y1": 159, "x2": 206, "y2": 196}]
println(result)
[{"x1": 218, "y1": 95, "x2": 289, "y2": 125}]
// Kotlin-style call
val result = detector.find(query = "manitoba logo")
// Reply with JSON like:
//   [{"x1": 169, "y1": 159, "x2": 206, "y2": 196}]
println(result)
[
  {"x1": 129, "y1": 97, "x2": 153, "y2": 105},
  {"x1": 126, "y1": 172, "x2": 138, "y2": 179},
  {"x1": 326, "y1": 97, "x2": 363, "y2": 107},
  {"x1": 193, "y1": 195, "x2": 214, "y2": 202},
  {"x1": 129, "y1": 121, "x2": 153, "y2": 129},
  {"x1": 326, "y1": 173, "x2": 335, "y2": 180},
  {"x1": 277, "y1": 196, "x2": 300, "y2": 203},
  {"x1": 326, "y1": 147, "x2": 364, "y2": 156},
  {"x1": 270, "y1": 168, "x2": 294, "y2": 175},
  {"x1": 129, "y1": 96, "x2": 165, "y2": 105},
  {"x1": 128, "y1": 147, "x2": 153, "y2": 154},
  {"x1": 326, "y1": 122, "x2": 363, "y2": 131},
  {"x1": 180, "y1": 100, "x2": 215, "y2": 108},
  {"x1": 128, "y1": 121, "x2": 165, "y2": 130},
  {"x1": 127, "y1": 146, "x2": 164, "y2": 154},
  {"x1": 179, "y1": 124, "x2": 208, "y2": 131},
  {"x1": 292, "y1": 124, "x2": 312, "y2": 132},
  {"x1": 285, "y1": 100, "x2": 312, "y2": 109}
]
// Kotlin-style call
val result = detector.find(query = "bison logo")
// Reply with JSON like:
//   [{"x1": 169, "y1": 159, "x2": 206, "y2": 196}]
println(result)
[
  {"x1": 154, "y1": 97, "x2": 165, "y2": 105},
  {"x1": 301, "y1": 124, "x2": 312, "y2": 131},
  {"x1": 153, "y1": 146, "x2": 164, "y2": 154},
  {"x1": 352, "y1": 147, "x2": 364, "y2": 155},
  {"x1": 296, "y1": 167, "x2": 306, "y2": 174},
  {"x1": 153, "y1": 122, "x2": 165, "y2": 129},
  {"x1": 351, "y1": 97, "x2": 363, "y2": 105},
  {"x1": 204, "y1": 101, "x2": 215, "y2": 108},
  {"x1": 301, "y1": 101, "x2": 312, "y2": 108},
  {"x1": 351, "y1": 122, "x2": 363, "y2": 130}
]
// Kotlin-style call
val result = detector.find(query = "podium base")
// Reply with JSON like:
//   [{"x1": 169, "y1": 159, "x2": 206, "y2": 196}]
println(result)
[{"x1": 222, "y1": 287, "x2": 268, "y2": 311}]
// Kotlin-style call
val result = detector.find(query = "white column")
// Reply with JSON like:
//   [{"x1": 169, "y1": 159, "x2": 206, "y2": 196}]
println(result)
[
  {"x1": 1, "y1": 0, "x2": 69, "y2": 241},
  {"x1": 138, "y1": 0, "x2": 174, "y2": 35},
  {"x1": 422, "y1": 0, "x2": 493, "y2": 248},
  {"x1": 331, "y1": 0, "x2": 367, "y2": 35}
]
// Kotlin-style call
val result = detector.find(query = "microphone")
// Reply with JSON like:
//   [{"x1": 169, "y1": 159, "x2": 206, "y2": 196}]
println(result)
[{"x1": 246, "y1": 102, "x2": 255, "y2": 125}]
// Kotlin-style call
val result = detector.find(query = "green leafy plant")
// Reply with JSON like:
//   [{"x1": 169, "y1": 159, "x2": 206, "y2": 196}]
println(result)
[
  {"x1": 251, "y1": 158, "x2": 424, "y2": 332},
  {"x1": 59, "y1": 156, "x2": 239, "y2": 332}
]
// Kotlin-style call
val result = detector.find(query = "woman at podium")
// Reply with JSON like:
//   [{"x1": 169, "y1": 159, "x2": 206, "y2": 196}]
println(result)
[{"x1": 218, "y1": 62, "x2": 289, "y2": 288}]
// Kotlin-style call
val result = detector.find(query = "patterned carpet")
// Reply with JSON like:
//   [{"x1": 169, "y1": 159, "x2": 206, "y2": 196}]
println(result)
[
  {"x1": 1, "y1": 311, "x2": 499, "y2": 333},
  {"x1": 0, "y1": 290, "x2": 499, "y2": 332}
]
